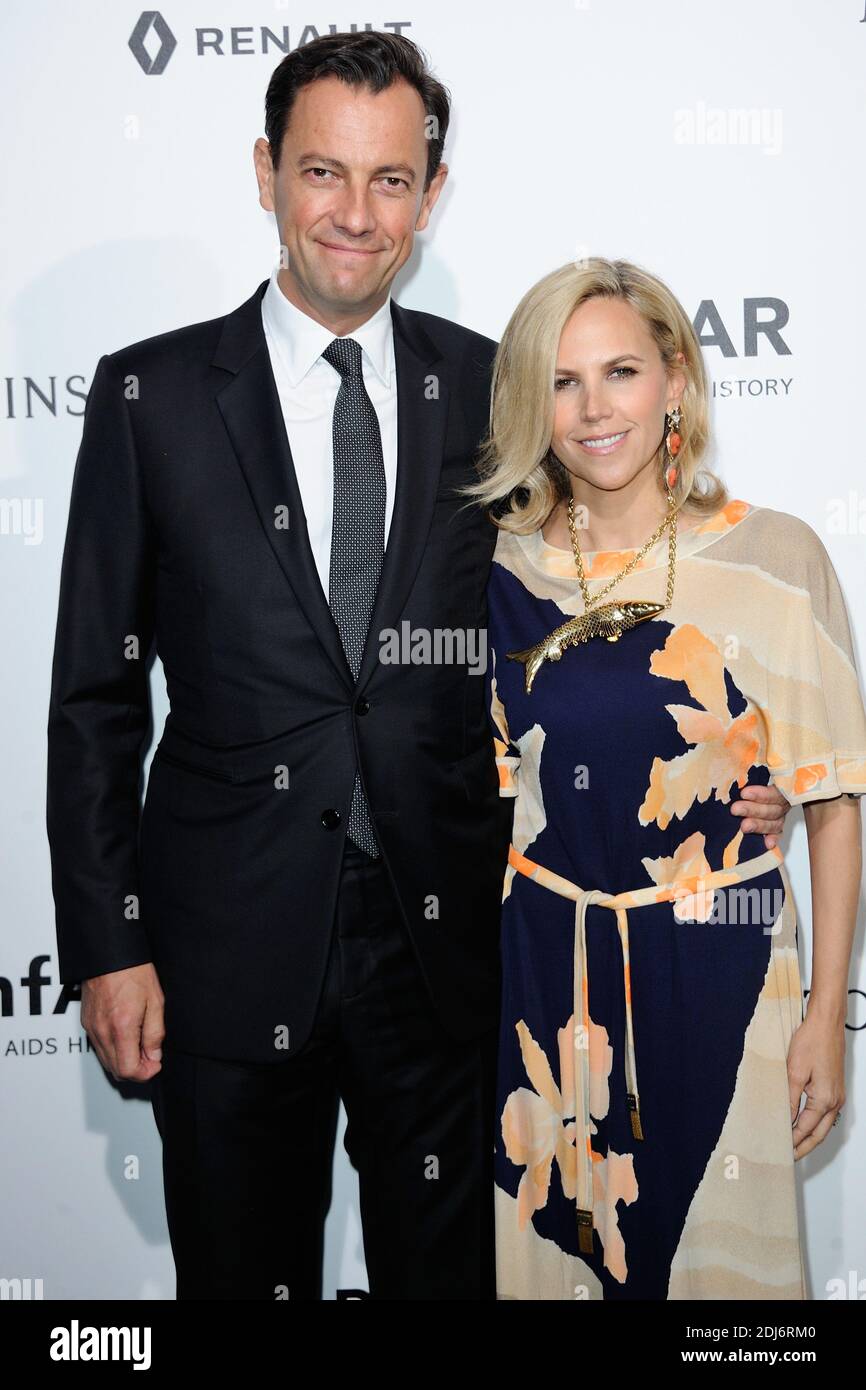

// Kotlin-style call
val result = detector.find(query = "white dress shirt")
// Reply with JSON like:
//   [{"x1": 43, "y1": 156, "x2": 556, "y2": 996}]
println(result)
[{"x1": 261, "y1": 266, "x2": 398, "y2": 601}]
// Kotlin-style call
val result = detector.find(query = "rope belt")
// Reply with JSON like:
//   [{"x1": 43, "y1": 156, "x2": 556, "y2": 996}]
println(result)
[{"x1": 507, "y1": 840, "x2": 785, "y2": 1254}]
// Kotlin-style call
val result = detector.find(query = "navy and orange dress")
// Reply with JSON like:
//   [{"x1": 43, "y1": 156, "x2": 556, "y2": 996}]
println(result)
[{"x1": 486, "y1": 499, "x2": 866, "y2": 1299}]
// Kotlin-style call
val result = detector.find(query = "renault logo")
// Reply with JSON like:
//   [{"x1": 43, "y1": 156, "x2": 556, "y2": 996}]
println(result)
[{"x1": 129, "y1": 11, "x2": 177, "y2": 74}]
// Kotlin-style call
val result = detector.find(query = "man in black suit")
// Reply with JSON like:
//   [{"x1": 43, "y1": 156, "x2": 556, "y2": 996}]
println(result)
[{"x1": 46, "y1": 31, "x2": 789, "y2": 1300}]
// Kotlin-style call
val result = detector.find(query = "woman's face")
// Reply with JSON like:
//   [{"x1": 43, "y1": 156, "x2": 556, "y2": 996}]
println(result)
[{"x1": 550, "y1": 296, "x2": 686, "y2": 495}]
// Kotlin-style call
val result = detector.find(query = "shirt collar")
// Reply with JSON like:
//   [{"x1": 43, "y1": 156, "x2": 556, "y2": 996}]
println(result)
[{"x1": 261, "y1": 265, "x2": 394, "y2": 389}]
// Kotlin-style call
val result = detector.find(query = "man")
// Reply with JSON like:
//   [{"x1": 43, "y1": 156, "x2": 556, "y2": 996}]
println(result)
[{"x1": 46, "y1": 30, "x2": 789, "y2": 1300}]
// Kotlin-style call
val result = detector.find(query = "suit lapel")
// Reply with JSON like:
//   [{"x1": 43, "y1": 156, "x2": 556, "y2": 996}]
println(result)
[{"x1": 212, "y1": 281, "x2": 449, "y2": 694}]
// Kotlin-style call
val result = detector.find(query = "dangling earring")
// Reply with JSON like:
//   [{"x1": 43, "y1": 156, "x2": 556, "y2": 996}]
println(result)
[{"x1": 664, "y1": 405, "x2": 682, "y2": 497}]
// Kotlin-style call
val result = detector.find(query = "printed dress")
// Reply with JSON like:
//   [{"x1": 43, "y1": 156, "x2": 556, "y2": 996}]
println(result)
[{"x1": 487, "y1": 498, "x2": 866, "y2": 1300}]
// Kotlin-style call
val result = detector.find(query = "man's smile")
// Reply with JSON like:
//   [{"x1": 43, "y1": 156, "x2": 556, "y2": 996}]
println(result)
[{"x1": 317, "y1": 239, "x2": 380, "y2": 258}]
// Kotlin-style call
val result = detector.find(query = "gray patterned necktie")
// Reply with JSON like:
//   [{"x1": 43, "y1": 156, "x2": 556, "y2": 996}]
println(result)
[{"x1": 322, "y1": 336, "x2": 386, "y2": 858}]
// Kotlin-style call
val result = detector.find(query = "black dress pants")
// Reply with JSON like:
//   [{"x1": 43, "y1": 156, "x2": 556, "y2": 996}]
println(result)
[{"x1": 150, "y1": 842, "x2": 498, "y2": 1300}]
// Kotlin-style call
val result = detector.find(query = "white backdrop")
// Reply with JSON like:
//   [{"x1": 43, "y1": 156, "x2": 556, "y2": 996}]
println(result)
[{"x1": 2, "y1": 0, "x2": 865, "y2": 1300}]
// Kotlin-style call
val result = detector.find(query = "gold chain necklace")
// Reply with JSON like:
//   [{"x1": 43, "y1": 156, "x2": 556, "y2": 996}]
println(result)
[
  {"x1": 506, "y1": 492, "x2": 682, "y2": 691},
  {"x1": 567, "y1": 492, "x2": 679, "y2": 612}
]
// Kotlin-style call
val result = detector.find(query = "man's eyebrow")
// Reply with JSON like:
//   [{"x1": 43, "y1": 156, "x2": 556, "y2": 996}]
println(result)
[
  {"x1": 555, "y1": 354, "x2": 646, "y2": 373},
  {"x1": 295, "y1": 152, "x2": 417, "y2": 182}
]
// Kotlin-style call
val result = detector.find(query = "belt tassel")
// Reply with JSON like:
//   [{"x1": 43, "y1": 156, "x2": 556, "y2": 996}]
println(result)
[
  {"x1": 577, "y1": 1208, "x2": 594, "y2": 1254},
  {"x1": 626, "y1": 1093, "x2": 644, "y2": 1141}
]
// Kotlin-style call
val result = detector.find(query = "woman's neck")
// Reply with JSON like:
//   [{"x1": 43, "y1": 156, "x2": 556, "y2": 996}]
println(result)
[{"x1": 543, "y1": 481, "x2": 681, "y2": 553}]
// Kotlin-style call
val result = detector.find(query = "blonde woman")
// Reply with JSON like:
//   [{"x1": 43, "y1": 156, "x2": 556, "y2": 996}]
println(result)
[{"x1": 471, "y1": 258, "x2": 866, "y2": 1300}]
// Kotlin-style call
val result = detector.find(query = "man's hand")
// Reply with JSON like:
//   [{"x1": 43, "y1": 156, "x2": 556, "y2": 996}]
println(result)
[
  {"x1": 730, "y1": 781, "x2": 791, "y2": 849},
  {"x1": 81, "y1": 963, "x2": 165, "y2": 1083}
]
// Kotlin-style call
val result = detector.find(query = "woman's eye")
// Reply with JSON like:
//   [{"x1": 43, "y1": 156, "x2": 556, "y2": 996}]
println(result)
[{"x1": 554, "y1": 367, "x2": 636, "y2": 391}]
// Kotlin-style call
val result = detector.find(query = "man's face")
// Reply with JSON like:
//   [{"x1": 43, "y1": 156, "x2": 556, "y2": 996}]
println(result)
[{"x1": 254, "y1": 75, "x2": 447, "y2": 325}]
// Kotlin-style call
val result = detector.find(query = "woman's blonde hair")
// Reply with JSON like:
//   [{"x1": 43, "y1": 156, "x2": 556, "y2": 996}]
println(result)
[{"x1": 464, "y1": 257, "x2": 727, "y2": 533}]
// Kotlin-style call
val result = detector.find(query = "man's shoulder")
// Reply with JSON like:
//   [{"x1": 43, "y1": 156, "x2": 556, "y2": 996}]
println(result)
[
  {"x1": 103, "y1": 309, "x2": 229, "y2": 378},
  {"x1": 393, "y1": 302, "x2": 498, "y2": 363},
  {"x1": 102, "y1": 281, "x2": 266, "y2": 378}
]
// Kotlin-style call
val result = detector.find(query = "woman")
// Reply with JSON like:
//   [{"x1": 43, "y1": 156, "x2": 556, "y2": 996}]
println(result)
[{"x1": 469, "y1": 258, "x2": 866, "y2": 1300}]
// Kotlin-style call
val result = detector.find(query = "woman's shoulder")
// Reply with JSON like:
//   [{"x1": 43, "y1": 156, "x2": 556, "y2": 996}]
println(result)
[
  {"x1": 738, "y1": 501, "x2": 827, "y2": 545},
  {"x1": 719, "y1": 500, "x2": 835, "y2": 573},
  {"x1": 726, "y1": 502, "x2": 854, "y2": 656}
]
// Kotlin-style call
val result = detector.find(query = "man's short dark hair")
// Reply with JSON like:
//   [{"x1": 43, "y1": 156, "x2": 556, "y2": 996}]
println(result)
[{"x1": 264, "y1": 30, "x2": 451, "y2": 190}]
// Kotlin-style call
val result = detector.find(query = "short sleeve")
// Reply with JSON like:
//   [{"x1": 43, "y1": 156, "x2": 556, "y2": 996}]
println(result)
[
  {"x1": 487, "y1": 648, "x2": 521, "y2": 798},
  {"x1": 766, "y1": 523, "x2": 866, "y2": 806}
]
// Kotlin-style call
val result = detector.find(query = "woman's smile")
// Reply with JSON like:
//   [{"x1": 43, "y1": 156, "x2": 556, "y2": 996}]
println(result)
[{"x1": 575, "y1": 428, "x2": 630, "y2": 455}]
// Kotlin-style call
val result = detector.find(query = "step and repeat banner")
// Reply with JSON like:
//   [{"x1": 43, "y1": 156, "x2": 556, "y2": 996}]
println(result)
[{"x1": 2, "y1": 0, "x2": 865, "y2": 1300}]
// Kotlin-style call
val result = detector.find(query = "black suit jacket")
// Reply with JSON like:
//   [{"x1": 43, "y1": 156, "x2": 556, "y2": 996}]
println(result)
[{"x1": 46, "y1": 279, "x2": 513, "y2": 1063}]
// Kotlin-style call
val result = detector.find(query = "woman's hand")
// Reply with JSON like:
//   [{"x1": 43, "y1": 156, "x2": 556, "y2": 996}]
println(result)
[
  {"x1": 787, "y1": 1009, "x2": 846, "y2": 1159},
  {"x1": 788, "y1": 796, "x2": 860, "y2": 1158},
  {"x1": 730, "y1": 781, "x2": 791, "y2": 848}
]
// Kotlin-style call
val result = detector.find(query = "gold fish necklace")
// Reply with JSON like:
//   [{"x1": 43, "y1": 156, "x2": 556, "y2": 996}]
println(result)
[{"x1": 507, "y1": 491, "x2": 679, "y2": 693}]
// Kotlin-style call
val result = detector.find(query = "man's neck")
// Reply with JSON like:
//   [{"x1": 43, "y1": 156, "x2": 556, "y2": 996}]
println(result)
[{"x1": 276, "y1": 269, "x2": 387, "y2": 336}]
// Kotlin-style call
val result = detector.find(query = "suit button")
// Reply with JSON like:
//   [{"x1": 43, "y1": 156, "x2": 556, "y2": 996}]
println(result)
[
  {"x1": 355, "y1": 698, "x2": 370, "y2": 716},
  {"x1": 321, "y1": 809, "x2": 341, "y2": 830}
]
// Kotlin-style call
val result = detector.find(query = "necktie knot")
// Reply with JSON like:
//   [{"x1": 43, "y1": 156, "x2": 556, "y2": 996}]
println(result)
[{"x1": 322, "y1": 336, "x2": 364, "y2": 380}]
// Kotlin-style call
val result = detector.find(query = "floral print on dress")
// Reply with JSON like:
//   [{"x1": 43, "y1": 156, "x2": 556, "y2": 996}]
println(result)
[{"x1": 639, "y1": 624, "x2": 767, "y2": 831}]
